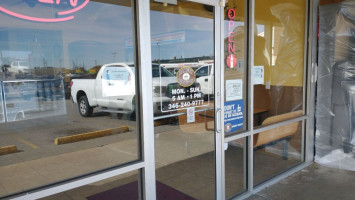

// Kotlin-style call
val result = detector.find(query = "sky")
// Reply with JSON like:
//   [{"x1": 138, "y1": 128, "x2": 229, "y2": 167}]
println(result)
[{"x1": 0, "y1": 0, "x2": 215, "y2": 70}]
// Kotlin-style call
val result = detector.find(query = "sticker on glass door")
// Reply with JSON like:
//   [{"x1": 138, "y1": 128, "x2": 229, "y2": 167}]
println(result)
[{"x1": 224, "y1": 100, "x2": 244, "y2": 133}]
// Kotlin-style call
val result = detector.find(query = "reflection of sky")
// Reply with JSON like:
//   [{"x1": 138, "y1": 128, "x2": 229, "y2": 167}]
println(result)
[
  {"x1": 0, "y1": 1, "x2": 134, "y2": 69},
  {"x1": 2, "y1": 50, "x2": 31, "y2": 60},
  {"x1": 0, "y1": 1, "x2": 214, "y2": 70},
  {"x1": 150, "y1": 11, "x2": 214, "y2": 60}
]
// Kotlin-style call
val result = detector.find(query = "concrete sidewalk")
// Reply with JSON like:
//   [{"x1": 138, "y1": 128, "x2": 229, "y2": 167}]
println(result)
[{"x1": 246, "y1": 163, "x2": 355, "y2": 200}]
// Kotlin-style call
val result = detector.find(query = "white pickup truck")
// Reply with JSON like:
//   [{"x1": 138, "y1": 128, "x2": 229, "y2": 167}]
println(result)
[
  {"x1": 70, "y1": 63, "x2": 177, "y2": 118},
  {"x1": 195, "y1": 63, "x2": 214, "y2": 100}
]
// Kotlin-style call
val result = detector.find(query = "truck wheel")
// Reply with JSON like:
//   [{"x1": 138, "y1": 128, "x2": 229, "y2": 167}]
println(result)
[{"x1": 78, "y1": 95, "x2": 93, "y2": 117}]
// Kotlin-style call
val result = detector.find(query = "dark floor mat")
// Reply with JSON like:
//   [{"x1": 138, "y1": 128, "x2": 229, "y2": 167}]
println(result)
[{"x1": 87, "y1": 181, "x2": 196, "y2": 200}]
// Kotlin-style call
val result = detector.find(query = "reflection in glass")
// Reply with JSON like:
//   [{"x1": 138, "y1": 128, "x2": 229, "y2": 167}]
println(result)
[
  {"x1": 40, "y1": 171, "x2": 139, "y2": 200},
  {"x1": 224, "y1": 0, "x2": 247, "y2": 135},
  {"x1": 254, "y1": 120, "x2": 303, "y2": 185},
  {"x1": 253, "y1": 0, "x2": 306, "y2": 127},
  {"x1": 0, "y1": 83, "x2": 4, "y2": 123},
  {"x1": 0, "y1": 0, "x2": 139, "y2": 197},
  {"x1": 2, "y1": 80, "x2": 66, "y2": 122},
  {"x1": 225, "y1": 138, "x2": 246, "y2": 199},
  {"x1": 151, "y1": 1, "x2": 215, "y2": 199}
]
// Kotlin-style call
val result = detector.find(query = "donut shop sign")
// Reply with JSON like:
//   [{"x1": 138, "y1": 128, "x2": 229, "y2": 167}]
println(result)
[{"x1": 0, "y1": 0, "x2": 89, "y2": 23}]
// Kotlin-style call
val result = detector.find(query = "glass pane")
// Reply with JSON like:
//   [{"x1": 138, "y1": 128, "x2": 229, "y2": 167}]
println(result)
[
  {"x1": 253, "y1": 0, "x2": 306, "y2": 127},
  {"x1": 253, "y1": 121, "x2": 303, "y2": 185},
  {"x1": 40, "y1": 171, "x2": 139, "y2": 200},
  {"x1": 224, "y1": 0, "x2": 248, "y2": 136},
  {"x1": 225, "y1": 138, "x2": 246, "y2": 199},
  {"x1": 150, "y1": 1, "x2": 215, "y2": 200},
  {"x1": 0, "y1": 0, "x2": 139, "y2": 197}
]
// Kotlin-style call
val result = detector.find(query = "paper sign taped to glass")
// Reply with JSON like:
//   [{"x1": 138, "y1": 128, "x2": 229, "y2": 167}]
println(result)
[
  {"x1": 253, "y1": 66, "x2": 264, "y2": 85},
  {"x1": 226, "y1": 79, "x2": 242, "y2": 101}
]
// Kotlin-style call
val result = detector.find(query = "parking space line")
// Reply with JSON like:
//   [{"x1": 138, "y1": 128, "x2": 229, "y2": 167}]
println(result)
[{"x1": 15, "y1": 137, "x2": 39, "y2": 149}]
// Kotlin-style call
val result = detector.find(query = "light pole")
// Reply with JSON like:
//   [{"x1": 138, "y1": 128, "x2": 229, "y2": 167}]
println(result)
[{"x1": 112, "y1": 52, "x2": 117, "y2": 62}]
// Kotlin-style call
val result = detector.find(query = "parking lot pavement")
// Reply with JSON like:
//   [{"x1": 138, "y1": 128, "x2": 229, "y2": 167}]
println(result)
[
  {"x1": 0, "y1": 100, "x2": 138, "y2": 165},
  {"x1": 0, "y1": 138, "x2": 139, "y2": 196},
  {"x1": 0, "y1": 125, "x2": 214, "y2": 197},
  {"x1": 0, "y1": 98, "x2": 217, "y2": 197}
]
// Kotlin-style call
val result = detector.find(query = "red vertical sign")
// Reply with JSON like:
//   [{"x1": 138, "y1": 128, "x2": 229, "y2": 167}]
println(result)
[{"x1": 226, "y1": 8, "x2": 237, "y2": 69}]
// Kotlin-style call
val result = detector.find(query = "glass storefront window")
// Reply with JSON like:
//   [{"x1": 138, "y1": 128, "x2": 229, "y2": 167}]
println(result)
[
  {"x1": 225, "y1": 138, "x2": 246, "y2": 199},
  {"x1": 0, "y1": 0, "x2": 312, "y2": 198},
  {"x1": 0, "y1": 0, "x2": 140, "y2": 197},
  {"x1": 150, "y1": 1, "x2": 215, "y2": 199},
  {"x1": 254, "y1": 120, "x2": 304, "y2": 185},
  {"x1": 253, "y1": 0, "x2": 306, "y2": 127}
]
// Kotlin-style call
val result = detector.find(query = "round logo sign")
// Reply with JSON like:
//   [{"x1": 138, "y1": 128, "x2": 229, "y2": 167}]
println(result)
[
  {"x1": 176, "y1": 66, "x2": 196, "y2": 87},
  {"x1": 226, "y1": 54, "x2": 237, "y2": 69},
  {"x1": 224, "y1": 123, "x2": 232, "y2": 133}
]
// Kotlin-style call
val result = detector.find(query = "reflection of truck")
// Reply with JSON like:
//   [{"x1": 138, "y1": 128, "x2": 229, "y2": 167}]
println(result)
[
  {"x1": 70, "y1": 63, "x2": 177, "y2": 117},
  {"x1": 195, "y1": 63, "x2": 214, "y2": 100}
]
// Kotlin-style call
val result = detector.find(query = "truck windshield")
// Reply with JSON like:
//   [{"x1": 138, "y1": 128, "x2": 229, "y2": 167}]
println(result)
[
  {"x1": 152, "y1": 65, "x2": 174, "y2": 78},
  {"x1": 195, "y1": 65, "x2": 211, "y2": 77}
]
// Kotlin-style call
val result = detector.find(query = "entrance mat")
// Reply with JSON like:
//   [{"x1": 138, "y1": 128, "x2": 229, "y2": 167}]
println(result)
[{"x1": 87, "y1": 181, "x2": 196, "y2": 200}]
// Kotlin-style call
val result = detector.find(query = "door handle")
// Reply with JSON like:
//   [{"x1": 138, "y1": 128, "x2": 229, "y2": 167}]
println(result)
[{"x1": 216, "y1": 109, "x2": 222, "y2": 133}]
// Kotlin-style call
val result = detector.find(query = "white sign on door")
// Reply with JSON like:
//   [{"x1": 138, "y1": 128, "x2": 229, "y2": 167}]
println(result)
[
  {"x1": 253, "y1": 66, "x2": 264, "y2": 85},
  {"x1": 226, "y1": 79, "x2": 243, "y2": 101},
  {"x1": 187, "y1": 107, "x2": 195, "y2": 123}
]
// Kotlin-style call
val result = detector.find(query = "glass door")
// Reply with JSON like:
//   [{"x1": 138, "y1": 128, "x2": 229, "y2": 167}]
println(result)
[
  {"x1": 149, "y1": 1, "x2": 222, "y2": 199},
  {"x1": 223, "y1": 0, "x2": 248, "y2": 198}
]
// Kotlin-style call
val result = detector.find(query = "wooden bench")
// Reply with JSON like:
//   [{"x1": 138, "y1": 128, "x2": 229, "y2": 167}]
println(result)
[{"x1": 254, "y1": 110, "x2": 303, "y2": 159}]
